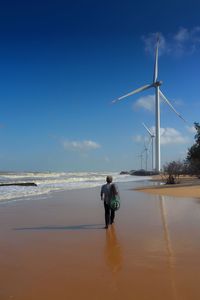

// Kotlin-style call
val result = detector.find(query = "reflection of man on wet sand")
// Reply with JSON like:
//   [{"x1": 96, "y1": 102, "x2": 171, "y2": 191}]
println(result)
[{"x1": 105, "y1": 225, "x2": 122, "y2": 274}]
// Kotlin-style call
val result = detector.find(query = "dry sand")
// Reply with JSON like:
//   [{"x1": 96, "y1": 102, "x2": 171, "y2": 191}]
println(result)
[
  {"x1": 1, "y1": 183, "x2": 200, "y2": 300},
  {"x1": 138, "y1": 185, "x2": 200, "y2": 198},
  {"x1": 137, "y1": 176, "x2": 200, "y2": 198}
]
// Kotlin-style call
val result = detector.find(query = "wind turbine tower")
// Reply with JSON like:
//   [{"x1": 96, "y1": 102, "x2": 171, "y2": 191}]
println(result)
[
  {"x1": 142, "y1": 123, "x2": 155, "y2": 171},
  {"x1": 137, "y1": 153, "x2": 143, "y2": 170},
  {"x1": 143, "y1": 140, "x2": 149, "y2": 171},
  {"x1": 113, "y1": 37, "x2": 186, "y2": 173}
]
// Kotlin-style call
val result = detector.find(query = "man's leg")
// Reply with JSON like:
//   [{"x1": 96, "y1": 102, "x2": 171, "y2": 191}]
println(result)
[
  {"x1": 110, "y1": 209, "x2": 115, "y2": 224},
  {"x1": 104, "y1": 202, "x2": 110, "y2": 228}
]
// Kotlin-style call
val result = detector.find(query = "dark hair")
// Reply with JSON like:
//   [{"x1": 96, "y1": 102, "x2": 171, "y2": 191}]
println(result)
[{"x1": 106, "y1": 176, "x2": 113, "y2": 183}]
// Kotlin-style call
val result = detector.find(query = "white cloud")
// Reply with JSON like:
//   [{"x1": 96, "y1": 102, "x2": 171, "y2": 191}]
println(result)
[
  {"x1": 132, "y1": 135, "x2": 143, "y2": 143},
  {"x1": 174, "y1": 28, "x2": 189, "y2": 42},
  {"x1": 132, "y1": 135, "x2": 151, "y2": 143},
  {"x1": 133, "y1": 95, "x2": 155, "y2": 112},
  {"x1": 173, "y1": 27, "x2": 200, "y2": 51},
  {"x1": 186, "y1": 125, "x2": 196, "y2": 134},
  {"x1": 160, "y1": 127, "x2": 189, "y2": 145},
  {"x1": 63, "y1": 140, "x2": 101, "y2": 151},
  {"x1": 133, "y1": 94, "x2": 180, "y2": 113},
  {"x1": 142, "y1": 32, "x2": 169, "y2": 56},
  {"x1": 149, "y1": 126, "x2": 155, "y2": 135},
  {"x1": 142, "y1": 27, "x2": 200, "y2": 57},
  {"x1": 133, "y1": 127, "x2": 189, "y2": 145}
]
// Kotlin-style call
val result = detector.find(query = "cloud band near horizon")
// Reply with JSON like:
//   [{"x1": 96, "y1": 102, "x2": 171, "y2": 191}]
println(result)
[{"x1": 63, "y1": 139, "x2": 101, "y2": 151}]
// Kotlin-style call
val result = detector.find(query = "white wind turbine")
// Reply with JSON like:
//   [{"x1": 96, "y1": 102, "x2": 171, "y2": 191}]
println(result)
[
  {"x1": 142, "y1": 123, "x2": 155, "y2": 171},
  {"x1": 137, "y1": 152, "x2": 144, "y2": 169},
  {"x1": 112, "y1": 37, "x2": 186, "y2": 172},
  {"x1": 142, "y1": 137, "x2": 150, "y2": 171}
]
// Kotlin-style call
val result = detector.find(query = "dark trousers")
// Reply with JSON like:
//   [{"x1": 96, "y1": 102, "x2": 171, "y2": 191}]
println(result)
[{"x1": 104, "y1": 202, "x2": 115, "y2": 226}]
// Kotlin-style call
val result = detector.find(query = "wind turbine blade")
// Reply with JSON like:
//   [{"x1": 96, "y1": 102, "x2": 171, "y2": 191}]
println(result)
[
  {"x1": 142, "y1": 122, "x2": 154, "y2": 137},
  {"x1": 112, "y1": 84, "x2": 153, "y2": 104},
  {"x1": 153, "y1": 39, "x2": 159, "y2": 83},
  {"x1": 159, "y1": 90, "x2": 187, "y2": 123}
]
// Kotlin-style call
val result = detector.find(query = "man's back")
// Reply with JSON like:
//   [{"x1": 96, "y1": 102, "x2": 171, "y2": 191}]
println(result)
[{"x1": 101, "y1": 183, "x2": 111, "y2": 204}]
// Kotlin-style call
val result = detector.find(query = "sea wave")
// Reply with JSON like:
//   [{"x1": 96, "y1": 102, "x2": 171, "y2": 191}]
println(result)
[{"x1": 0, "y1": 171, "x2": 149, "y2": 202}]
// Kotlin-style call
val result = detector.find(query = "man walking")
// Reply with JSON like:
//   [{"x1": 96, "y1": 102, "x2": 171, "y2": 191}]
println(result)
[{"x1": 101, "y1": 176, "x2": 116, "y2": 229}]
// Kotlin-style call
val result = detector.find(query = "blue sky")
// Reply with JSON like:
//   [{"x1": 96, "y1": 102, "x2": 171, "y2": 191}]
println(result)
[{"x1": 0, "y1": 0, "x2": 200, "y2": 172}]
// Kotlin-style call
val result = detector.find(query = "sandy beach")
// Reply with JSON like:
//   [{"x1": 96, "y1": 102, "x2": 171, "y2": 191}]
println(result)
[
  {"x1": 137, "y1": 176, "x2": 200, "y2": 198},
  {"x1": 138, "y1": 185, "x2": 200, "y2": 198},
  {"x1": 1, "y1": 181, "x2": 200, "y2": 300}
]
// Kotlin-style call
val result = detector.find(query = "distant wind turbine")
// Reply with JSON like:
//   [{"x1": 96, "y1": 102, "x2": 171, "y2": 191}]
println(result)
[
  {"x1": 142, "y1": 139, "x2": 149, "y2": 171},
  {"x1": 142, "y1": 123, "x2": 155, "y2": 171},
  {"x1": 137, "y1": 153, "x2": 144, "y2": 170},
  {"x1": 112, "y1": 37, "x2": 186, "y2": 172}
]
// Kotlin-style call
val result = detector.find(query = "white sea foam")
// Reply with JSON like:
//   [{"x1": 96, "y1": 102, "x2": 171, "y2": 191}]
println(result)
[{"x1": 0, "y1": 172, "x2": 150, "y2": 203}]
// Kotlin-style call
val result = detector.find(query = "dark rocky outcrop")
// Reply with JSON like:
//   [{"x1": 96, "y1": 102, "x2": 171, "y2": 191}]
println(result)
[
  {"x1": 120, "y1": 171, "x2": 130, "y2": 175},
  {"x1": 120, "y1": 169, "x2": 159, "y2": 176},
  {"x1": 0, "y1": 182, "x2": 37, "y2": 187}
]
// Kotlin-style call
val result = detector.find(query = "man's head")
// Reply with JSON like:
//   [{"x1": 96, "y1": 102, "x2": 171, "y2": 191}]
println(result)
[{"x1": 106, "y1": 176, "x2": 113, "y2": 183}]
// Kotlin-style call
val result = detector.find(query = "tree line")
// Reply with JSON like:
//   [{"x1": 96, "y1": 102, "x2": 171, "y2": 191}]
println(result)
[{"x1": 163, "y1": 122, "x2": 200, "y2": 184}]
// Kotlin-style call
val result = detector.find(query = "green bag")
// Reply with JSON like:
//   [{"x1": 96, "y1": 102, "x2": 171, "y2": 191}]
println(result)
[{"x1": 110, "y1": 195, "x2": 120, "y2": 211}]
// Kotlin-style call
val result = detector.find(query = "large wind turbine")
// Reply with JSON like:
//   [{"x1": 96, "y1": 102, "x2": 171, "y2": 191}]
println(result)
[
  {"x1": 113, "y1": 38, "x2": 186, "y2": 173},
  {"x1": 142, "y1": 123, "x2": 155, "y2": 171}
]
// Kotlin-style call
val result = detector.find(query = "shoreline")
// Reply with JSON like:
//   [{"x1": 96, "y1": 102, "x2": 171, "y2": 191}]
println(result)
[
  {"x1": 1, "y1": 174, "x2": 200, "y2": 204},
  {"x1": 0, "y1": 177, "x2": 150, "y2": 204}
]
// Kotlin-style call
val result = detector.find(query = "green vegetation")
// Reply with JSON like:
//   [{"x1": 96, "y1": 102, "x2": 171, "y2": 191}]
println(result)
[
  {"x1": 186, "y1": 122, "x2": 200, "y2": 177},
  {"x1": 163, "y1": 122, "x2": 200, "y2": 184},
  {"x1": 162, "y1": 160, "x2": 185, "y2": 184}
]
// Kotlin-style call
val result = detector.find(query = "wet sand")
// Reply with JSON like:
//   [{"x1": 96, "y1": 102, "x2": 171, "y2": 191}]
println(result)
[{"x1": 1, "y1": 183, "x2": 200, "y2": 300}]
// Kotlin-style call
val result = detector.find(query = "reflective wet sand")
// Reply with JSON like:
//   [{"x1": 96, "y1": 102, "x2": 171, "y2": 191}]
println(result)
[{"x1": 1, "y1": 185, "x2": 200, "y2": 300}]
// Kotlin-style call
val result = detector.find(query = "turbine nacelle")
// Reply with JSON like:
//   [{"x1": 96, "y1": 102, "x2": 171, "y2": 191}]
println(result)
[{"x1": 153, "y1": 81, "x2": 163, "y2": 87}]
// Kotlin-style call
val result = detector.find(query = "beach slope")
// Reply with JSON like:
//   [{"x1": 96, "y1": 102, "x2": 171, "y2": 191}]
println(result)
[{"x1": 1, "y1": 184, "x2": 200, "y2": 299}]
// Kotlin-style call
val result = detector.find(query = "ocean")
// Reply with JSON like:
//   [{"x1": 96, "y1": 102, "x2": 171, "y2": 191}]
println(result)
[{"x1": 0, "y1": 171, "x2": 151, "y2": 203}]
